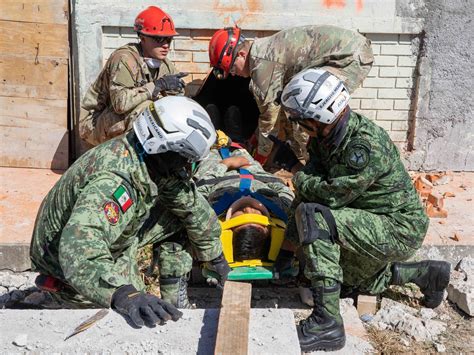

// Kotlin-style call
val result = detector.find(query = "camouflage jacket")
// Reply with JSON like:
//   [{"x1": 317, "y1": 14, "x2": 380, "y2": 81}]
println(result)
[
  {"x1": 30, "y1": 133, "x2": 221, "y2": 307},
  {"x1": 80, "y1": 43, "x2": 179, "y2": 146},
  {"x1": 291, "y1": 110, "x2": 428, "y2": 243},
  {"x1": 248, "y1": 25, "x2": 374, "y2": 157},
  {"x1": 194, "y1": 147, "x2": 294, "y2": 216}
]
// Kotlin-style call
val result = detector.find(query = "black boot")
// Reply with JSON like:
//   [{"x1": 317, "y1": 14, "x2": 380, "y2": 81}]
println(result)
[
  {"x1": 297, "y1": 283, "x2": 346, "y2": 352},
  {"x1": 391, "y1": 260, "x2": 451, "y2": 308}
]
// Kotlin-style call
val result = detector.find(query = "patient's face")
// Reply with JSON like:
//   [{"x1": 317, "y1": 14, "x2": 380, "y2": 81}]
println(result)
[{"x1": 229, "y1": 197, "x2": 270, "y2": 236}]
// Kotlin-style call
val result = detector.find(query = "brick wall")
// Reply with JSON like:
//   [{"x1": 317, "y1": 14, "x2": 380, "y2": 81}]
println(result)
[{"x1": 103, "y1": 27, "x2": 417, "y2": 149}]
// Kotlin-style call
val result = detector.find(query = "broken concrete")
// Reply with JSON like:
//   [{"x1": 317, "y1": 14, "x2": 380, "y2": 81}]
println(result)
[
  {"x1": 0, "y1": 308, "x2": 300, "y2": 354},
  {"x1": 447, "y1": 257, "x2": 474, "y2": 316},
  {"x1": 371, "y1": 298, "x2": 446, "y2": 342}
]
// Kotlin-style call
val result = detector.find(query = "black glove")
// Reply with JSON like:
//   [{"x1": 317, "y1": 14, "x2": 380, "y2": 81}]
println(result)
[
  {"x1": 111, "y1": 284, "x2": 182, "y2": 328},
  {"x1": 153, "y1": 72, "x2": 188, "y2": 96},
  {"x1": 273, "y1": 249, "x2": 295, "y2": 279},
  {"x1": 269, "y1": 135, "x2": 299, "y2": 171},
  {"x1": 205, "y1": 253, "x2": 231, "y2": 289}
]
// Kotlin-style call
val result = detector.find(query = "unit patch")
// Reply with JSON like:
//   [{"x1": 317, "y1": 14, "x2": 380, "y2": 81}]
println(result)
[
  {"x1": 103, "y1": 201, "x2": 120, "y2": 225},
  {"x1": 113, "y1": 185, "x2": 133, "y2": 212},
  {"x1": 345, "y1": 139, "x2": 371, "y2": 170}
]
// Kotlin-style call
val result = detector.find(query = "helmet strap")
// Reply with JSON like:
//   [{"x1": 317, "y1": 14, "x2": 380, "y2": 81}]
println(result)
[{"x1": 320, "y1": 108, "x2": 350, "y2": 148}]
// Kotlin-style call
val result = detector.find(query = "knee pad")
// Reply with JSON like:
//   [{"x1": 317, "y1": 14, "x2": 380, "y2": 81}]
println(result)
[
  {"x1": 158, "y1": 242, "x2": 193, "y2": 279},
  {"x1": 295, "y1": 202, "x2": 338, "y2": 246}
]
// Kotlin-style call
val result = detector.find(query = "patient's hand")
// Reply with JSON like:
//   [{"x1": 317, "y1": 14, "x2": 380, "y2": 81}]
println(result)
[{"x1": 221, "y1": 156, "x2": 250, "y2": 170}]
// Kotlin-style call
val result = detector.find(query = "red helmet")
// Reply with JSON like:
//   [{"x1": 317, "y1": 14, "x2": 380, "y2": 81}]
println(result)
[
  {"x1": 209, "y1": 26, "x2": 243, "y2": 79},
  {"x1": 134, "y1": 6, "x2": 178, "y2": 37}
]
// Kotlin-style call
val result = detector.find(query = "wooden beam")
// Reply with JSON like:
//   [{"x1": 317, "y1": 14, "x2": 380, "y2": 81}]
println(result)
[
  {"x1": 356, "y1": 295, "x2": 378, "y2": 317},
  {"x1": 0, "y1": 55, "x2": 68, "y2": 100},
  {"x1": 214, "y1": 281, "x2": 252, "y2": 355},
  {"x1": 0, "y1": 21, "x2": 68, "y2": 58},
  {"x1": 0, "y1": 0, "x2": 68, "y2": 25}
]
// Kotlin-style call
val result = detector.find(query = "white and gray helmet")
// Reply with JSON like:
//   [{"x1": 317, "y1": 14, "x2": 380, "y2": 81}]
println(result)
[
  {"x1": 281, "y1": 68, "x2": 351, "y2": 125},
  {"x1": 133, "y1": 96, "x2": 216, "y2": 163}
]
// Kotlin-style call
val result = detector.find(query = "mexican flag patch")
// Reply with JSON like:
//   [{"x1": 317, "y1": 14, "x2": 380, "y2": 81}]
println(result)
[{"x1": 113, "y1": 185, "x2": 133, "y2": 212}]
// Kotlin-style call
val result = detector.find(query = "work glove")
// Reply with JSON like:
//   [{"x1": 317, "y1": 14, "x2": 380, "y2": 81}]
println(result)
[
  {"x1": 205, "y1": 253, "x2": 231, "y2": 289},
  {"x1": 111, "y1": 284, "x2": 182, "y2": 328},
  {"x1": 153, "y1": 72, "x2": 188, "y2": 96},
  {"x1": 269, "y1": 135, "x2": 299, "y2": 172},
  {"x1": 273, "y1": 249, "x2": 295, "y2": 279}
]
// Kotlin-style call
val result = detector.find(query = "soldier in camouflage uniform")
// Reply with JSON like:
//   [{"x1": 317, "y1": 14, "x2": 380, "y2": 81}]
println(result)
[
  {"x1": 209, "y1": 25, "x2": 374, "y2": 165},
  {"x1": 30, "y1": 97, "x2": 230, "y2": 327},
  {"x1": 80, "y1": 6, "x2": 188, "y2": 146},
  {"x1": 273, "y1": 69, "x2": 450, "y2": 352}
]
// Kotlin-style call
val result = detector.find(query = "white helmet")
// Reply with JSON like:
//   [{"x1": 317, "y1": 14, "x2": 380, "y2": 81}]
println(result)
[
  {"x1": 133, "y1": 96, "x2": 216, "y2": 163},
  {"x1": 281, "y1": 68, "x2": 350, "y2": 125}
]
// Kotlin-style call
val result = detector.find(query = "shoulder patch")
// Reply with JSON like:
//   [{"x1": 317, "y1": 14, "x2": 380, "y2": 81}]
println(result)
[
  {"x1": 103, "y1": 201, "x2": 120, "y2": 225},
  {"x1": 345, "y1": 138, "x2": 371, "y2": 170},
  {"x1": 113, "y1": 185, "x2": 133, "y2": 212}
]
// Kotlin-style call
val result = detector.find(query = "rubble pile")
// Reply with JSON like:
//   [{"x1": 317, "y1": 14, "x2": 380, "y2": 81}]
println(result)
[
  {"x1": 447, "y1": 257, "x2": 474, "y2": 316},
  {"x1": 370, "y1": 298, "x2": 447, "y2": 342},
  {"x1": 412, "y1": 172, "x2": 454, "y2": 218}
]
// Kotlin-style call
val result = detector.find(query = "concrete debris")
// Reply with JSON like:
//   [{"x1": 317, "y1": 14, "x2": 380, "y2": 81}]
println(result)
[
  {"x1": 12, "y1": 334, "x2": 28, "y2": 347},
  {"x1": 435, "y1": 342, "x2": 447, "y2": 352},
  {"x1": 419, "y1": 307, "x2": 437, "y2": 320},
  {"x1": 299, "y1": 287, "x2": 314, "y2": 307},
  {"x1": 0, "y1": 309, "x2": 300, "y2": 354},
  {"x1": 447, "y1": 257, "x2": 474, "y2": 316},
  {"x1": 0, "y1": 271, "x2": 38, "y2": 291},
  {"x1": 372, "y1": 298, "x2": 446, "y2": 342}
]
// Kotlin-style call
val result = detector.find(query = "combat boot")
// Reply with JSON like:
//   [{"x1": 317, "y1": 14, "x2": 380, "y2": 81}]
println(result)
[
  {"x1": 297, "y1": 283, "x2": 345, "y2": 352},
  {"x1": 159, "y1": 276, "x2": 193, "y2": 309},
  {"x1": 391, "y1": 260, "x2": 450, "y2": 308}
]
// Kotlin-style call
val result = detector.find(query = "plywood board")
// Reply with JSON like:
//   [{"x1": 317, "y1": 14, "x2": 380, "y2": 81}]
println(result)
[
  {"x1": 0, "y1": 96, "x2": 67, "y2": 127},
  {"x1": 0, "y1": 20, "x2": 68, "y2": 58},
  {"x1": 214, "y1": 281, "x2": 252, "y2": 355},
  {"x1": 0, "y1": 125, "x2": 68, "y2": 169},
  {"x1": 0, "y1": 0, "x2": 68, "y2": 25},
  {"x1": 0, "y1": 55, "x2": 68, "y2": 100}
]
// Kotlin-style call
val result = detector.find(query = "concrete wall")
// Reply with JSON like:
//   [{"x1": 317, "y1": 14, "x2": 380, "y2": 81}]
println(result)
[
  {"x1": 72, "y1": 0, "x2": 473, "y2": 170},
  {"x1": 400, "y1": 0, "x2": 474, "y2": 171}
]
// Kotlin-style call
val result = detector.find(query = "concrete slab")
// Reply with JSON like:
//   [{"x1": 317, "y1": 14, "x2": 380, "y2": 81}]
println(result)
[{"x1": 0, "y1": 308, "x2": 300, "y2": 354}]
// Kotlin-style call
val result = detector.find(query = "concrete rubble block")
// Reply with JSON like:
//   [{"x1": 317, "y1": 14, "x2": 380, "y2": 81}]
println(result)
[
  {"x1": 447, "y1": 257, "x2": 474, "y2": 316},
  {"x1": 372, "y1": 299, "x2": 446, "y2": 342},
  {"x1": 0, "y1": 309, "x2": 300, "y2": 354},
  {"x1": 0, "y1": 271, "x2": 38, "y2": 290}
]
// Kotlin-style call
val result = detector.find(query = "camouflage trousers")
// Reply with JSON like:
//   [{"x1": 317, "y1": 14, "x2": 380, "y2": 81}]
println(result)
[
  {"x1": 79, "y1": 101, "x2": 149, "y2": 146},
  {"x1": 34, "y1": 234, "x2": 193, "y2": 308},
  {"x1": 302, "y1": 206, "x2": 426, "y2": 294}
]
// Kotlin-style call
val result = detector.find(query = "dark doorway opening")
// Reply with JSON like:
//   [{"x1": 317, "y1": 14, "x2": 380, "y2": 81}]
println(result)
[{"x1": 192, "y1": 73, "x2": 259, "y2": 144}]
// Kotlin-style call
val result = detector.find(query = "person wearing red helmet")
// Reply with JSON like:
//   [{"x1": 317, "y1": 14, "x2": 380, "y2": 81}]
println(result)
[
  {"x1": 208, "y1": 25, "x2": 374, "y2": 168},
  {"x1": 80, "y1": 6, "x2": 188, "y2": 146}
]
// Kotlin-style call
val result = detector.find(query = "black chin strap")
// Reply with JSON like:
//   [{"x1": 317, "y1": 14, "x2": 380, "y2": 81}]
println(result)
[{"x1": 320, "y1": 109, "x2": 350, "y2": 149}]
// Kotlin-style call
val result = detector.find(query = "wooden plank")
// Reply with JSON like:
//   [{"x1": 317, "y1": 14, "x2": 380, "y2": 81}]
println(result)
[
  {"x1": 0, "y1": 21, "x2": 68, "y2": 58},
  {"x1": 0, "y1": 0, "x2": 68, "y2": 25},
  {"x1": 356, "y1": 295, "x2": 378, "y2": 317},
  {"x1": 0, "y1": 96, "x2": 67, "y2": 127},
  {"x1": 214, "y1": 281, "x2": 252, "y2": 355},
  {"x1": 0, "y1": 125, "x2": 68, "y2": 169},
  {"x1": 0, "y1": 55, "x2": 68, "y2": 100}
]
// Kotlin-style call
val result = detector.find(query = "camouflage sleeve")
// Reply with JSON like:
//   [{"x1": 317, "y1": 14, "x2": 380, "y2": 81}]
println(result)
[
  {"x1": 194, "y1": 149, "x2": 228, "y2": 199},
  {"x1": 58, "y1": 175, "x2": 139, "y2": 307},
  {"x1": 108, "y1": 56, "x2": 153, "y2": 115},
  {"x1": 256, "y1": 102, "x2": 281, "y2": 157},
  {"x1": 293, "y1": 145, "x2": 390, "y2": 209},
  {"x1": 157, "y1": 176, "x2": 222, "y2": 261}
]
